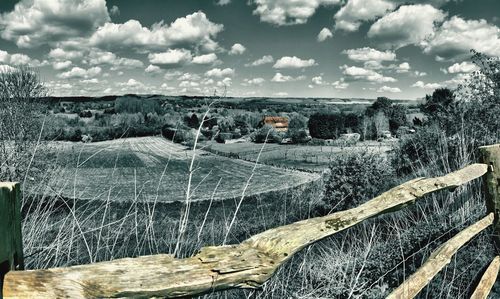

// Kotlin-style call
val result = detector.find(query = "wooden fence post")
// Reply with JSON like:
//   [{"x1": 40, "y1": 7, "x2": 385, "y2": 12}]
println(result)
[
  {"x1": 0, "y1": 182, "x2": 23, "y2": 297},
  {"x1": 479, "y1": 144, "x2": 500, "y2": 250}
]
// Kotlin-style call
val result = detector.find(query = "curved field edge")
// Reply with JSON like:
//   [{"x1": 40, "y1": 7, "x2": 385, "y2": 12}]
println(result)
[{"x1": 42, "y1": 137, "x2": 320, "y2": 203}]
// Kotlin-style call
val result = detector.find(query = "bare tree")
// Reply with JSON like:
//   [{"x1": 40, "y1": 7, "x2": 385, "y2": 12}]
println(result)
[{"x1": 0, "y1": 67, "x2": 47, "y2": 182}]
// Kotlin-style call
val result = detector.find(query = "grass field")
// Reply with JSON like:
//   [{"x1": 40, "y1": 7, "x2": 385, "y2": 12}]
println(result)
[
  {"x1": 45, "y1": 137, "x2": 319, "y2": 202},
  {"x1": 205, "y1": 140, "x2": 394, "y2": 171}
]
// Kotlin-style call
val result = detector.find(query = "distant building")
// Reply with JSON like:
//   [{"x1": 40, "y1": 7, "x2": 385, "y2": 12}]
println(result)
[{"x1": 261, "y1": 116, "x2": 288, "y2": 132}]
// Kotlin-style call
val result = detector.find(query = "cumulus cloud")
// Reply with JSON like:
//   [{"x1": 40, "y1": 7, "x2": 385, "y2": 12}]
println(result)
[
  {"x1": 245, "y1": 55, "x2": 274, "y2": 66},
  {"x1": 273, "y1": 56, "x2": 316, "y2": 69},
  {"x1": 341, "y1": 65, "x2": 396, "y2": 83},
  {"x1": 217, "y1": 77, "x2": 232, "y2": 87},
  {"x1": 422, "y1": 16, "x2": 500, "y2": 60},
  {"x1": 145, "y1": 64, "x2": 162, "y2": 74},
  {"x1": 334, "y1": 0, "x2": 395, "y2": 32},
  {"x1": 377, "y1": 85, "x2": 401, "y2": 93},
  {"x1": 0, "y1": 0, "x2": 110, "y2": 47},
  {"x1": 229, "y1": 43, "x2": 246, "y2": 55},
  {"x1": 271, "y1": 73, "x2": 306, "y2": 82},
  {"x1": 243, "y1": 77, "x2": 265, "y2": 85},
  {"x1": 343, "y1": 47, "x2": 396, "y2": 62},
  {"x1": 412, "y1": 80, "x2": 442, "y2": 89},
  {"x1": 53, "y1": 60, "x2": 72, "y2": 70},
  {"x1": 250, "y1": 0, "x2": 340, "y2": 26},
  {"x1": 148, "y1": 49, "x2": 192, "y2": 67},
  {"x1": 192, "y1": 53, "x2": 218, "y2": 64},
  {"x1": 317, "y1": 28, "x2": 333, "y2": 42},
  {"x1": 445, "y1": 61, "x2": 478, "y2": 74},
  {"x1": 216, "y1": 0, "x2": 231, "y2": 5},
  {"x1": 87, "y1": 49, "x2": 143, "y2": 69},
  {"x1": 109, "y1": 5, "x2": 120, "y2": 16},
  {"x1": 332, "y1": 79, "x2": 349, "y2": 89},
  {"x1": 57, "y1": 66, "x2": 102, "y2": 79},
  {"x1": 118, "y1": 78, "x2": 144, "y2": 88},
  {"x1": 205, "y1": 67, "x2": 234, "y2": 77},
  {"x1": 311, "y1": 76, "x2": 324, "y2": 85},
  {"x1": 49, "y1": 48, "x2": 83, "y2": 60},
  {"x1": 395, "y1": 62, "x2": 411, "y2": 73},
  {"x1": 0, "y1": 50, "x2": 44, "y2": 67},
  {"x1": 89, "y1": 11, "x2": 223, "y2": 52},
  {"x1": 0, "y1": 65, "x2": 17, "y2": 73},
  {"x1": 367, "y1": 4, "x2": 446, "y2": 49}
]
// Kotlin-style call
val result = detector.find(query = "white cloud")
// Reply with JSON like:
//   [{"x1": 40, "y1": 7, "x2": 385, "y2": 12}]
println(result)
[
  {"x1": 311, "y1": 76, "x2": 324, "y2": 85},
  {"x1": 274, "y1": 91, "x2": 289, "y2": 97},
  {"x1": 205, "y1": 67, "x2": 234, "y2": 77},
  {"x1": 48, "y1": 48, "x2": 83, "y2": 60},
  {"x1": 145, "y1": 64, "x2": 162, "y2": 74},
  {"x1": 317, "y1": 28, "x2": 333, "y2": 42},
  {"x1": 81, "y1": 78, "x2": 99, "y2": 84},
  {"x1": 217, "y1": 77, "x2": 232, "y2": 87},
  {"x1": 271, "y1": 72, "x2": 306, "y2": 82},
  {"x1": 412, "y1": 80, "x2": 442, "y2": 89},
  {"x1": 341, "y1": 65, "x2": 396, "y2": 83},
  {"x1": 0, "y1": 65, "x2": 17, "y2": 73},
  {"x1": 53, "y1": 60, "x2": 72, "y2": 70},
  {"x1": 343, "y1": 47, "x2": 396, "y2": 62},
  {"x1": 57, "y1": 66, "x2": 102, "y2": 79},
  {"x1": 179, "y1": 80, "x2": 200, "y2": 88},
  {"x1": 422, "y1": 16, "x2": 500, "y2": 59},
  {"x1": 243, "y1": 77, "x2": 265, "y2": 85},
  {"x1": 148, "y1": 49, "x2": 192, "y2": 66},
  {"x1": 216, "y1": 0, "x2": 231, "y2": 5},
  {"x1": 334, "y1": 0, "x2": 395, "y2": 32},
  {"x1": 273, "y1": 56, "x2": 316, "y2": 69},
  {"x1": 332, "y1": 79, "x2": 349, "y2": 89},
  {"x1": 251, "y1": 0, "x2": 340, "y2": 26},
  {"x1": 229, "y1": 43, "x2": 246, "y2": 55},
  {"x1": 396, "y1": 62, "x2": 411, "y2": 73},
  {"x1": 446, "y1": 61, "x2": 478, "y2": 74},
  {"x1": 0, "y1": 50, "x2": 42, "y2": 66},
  {"x1": 192, "y1": 53, "x2": 218, "y2": 64},
  {"x1": 367, "y1": 4, "x2": 446, "y2": 49},
  {"x1": 414, "y1": 71, "x2": 427, "y2": 77},
  {"x1": 109, "y1": 5, "x2": 120, "y2": 16},
  {"x1": 0, "y1": 0, "x2": 110, "y2": 47},
  {"x1": 118, "y1": 78, "x2": 144, "y2": 88},
  {"x1": 87, "y1": 49, "x2": 143, "y2": 70},
  {"x1": 245, "y1": 55, "x2": 274, "y2": 66},
  {"x1": 89, "y1": 12, "x2": 223, "y2": 52},
  {"x1": 178, "y1": 73, "x2": 201, "y2": 81},
  {"x1": 377, "y1": 85, "x2": 401, "y2": 93}
]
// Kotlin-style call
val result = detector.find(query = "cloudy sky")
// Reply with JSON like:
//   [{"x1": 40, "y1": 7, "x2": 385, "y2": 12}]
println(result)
[{"x1": 0, "y1": 0, "x2": 499, "y2": 99}]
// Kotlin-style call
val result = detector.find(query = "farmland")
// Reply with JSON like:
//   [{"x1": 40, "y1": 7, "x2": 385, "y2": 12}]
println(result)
[
  {"x1": 45, "y1": 136, "x2": 320, "y2": 203},
  {"x1": 205, "y1": 140, "x2": 395, "y2": 171}
]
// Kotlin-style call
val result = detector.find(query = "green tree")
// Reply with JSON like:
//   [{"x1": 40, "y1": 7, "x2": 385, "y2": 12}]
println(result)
[{"x1": 308, "y1": 113, "x2": 344, "y2": 139}]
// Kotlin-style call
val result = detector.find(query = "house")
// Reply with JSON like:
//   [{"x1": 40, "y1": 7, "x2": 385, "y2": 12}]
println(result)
[{"x1": 261, "y1": 116, "x2": 289, "y2": 132}]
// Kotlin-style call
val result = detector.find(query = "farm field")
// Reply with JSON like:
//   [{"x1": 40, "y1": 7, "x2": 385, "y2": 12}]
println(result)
[
  {"x1": 45, "y1": 136, "x2": 319, "y2": 202},
  {"x1": 205, "y1": 140, "x2": 395, "y2": 171}
]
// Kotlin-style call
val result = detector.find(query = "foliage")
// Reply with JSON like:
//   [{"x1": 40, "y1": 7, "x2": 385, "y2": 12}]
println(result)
[
  {"x1": 114, "y1": 96, "x2": 162, "y2": 114},
  {"x1": 308, "y1": 112, "x2": 344, "y2": 139},
  {"x1": 0, "y1": 67, "x2": 47, "y2": 181},
  {"x1": 322, "y1": 151, "x2": 395, "y2": 212},
  {"x1": 250, "y1": 124, "x2": 282, "y2": 143}
]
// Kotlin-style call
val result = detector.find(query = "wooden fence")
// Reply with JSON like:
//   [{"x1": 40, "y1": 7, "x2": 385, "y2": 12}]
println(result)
[{"x1": 0, "y1": 144, "x2": 499, "y2": 298}]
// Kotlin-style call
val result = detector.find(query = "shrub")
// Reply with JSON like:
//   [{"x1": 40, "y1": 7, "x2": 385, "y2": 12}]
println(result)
[
  {"x1": 250, "y1": 124, "x2": 282, "y2": 143},
  {"x1": 308, "y1": 112, "x2": 344, "y2": 139},
  {"x1": 322, "y1": 151, "x2": 395, "y2": 212}
]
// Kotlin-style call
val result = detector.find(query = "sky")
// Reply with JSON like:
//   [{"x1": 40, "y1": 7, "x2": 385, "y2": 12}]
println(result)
[{"x1": 0, "y1": 0, "x2": 499, "y2": 100}]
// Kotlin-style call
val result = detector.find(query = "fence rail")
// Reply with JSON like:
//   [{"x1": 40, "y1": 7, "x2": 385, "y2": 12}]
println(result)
[{"x1": 1, "y1": 144, "x2": 499, "y2": 298}]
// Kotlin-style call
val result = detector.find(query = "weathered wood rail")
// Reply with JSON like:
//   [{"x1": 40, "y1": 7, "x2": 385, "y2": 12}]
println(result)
[{"x1": 1, "y1": 144, "x2": 499, "y2": 298}]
